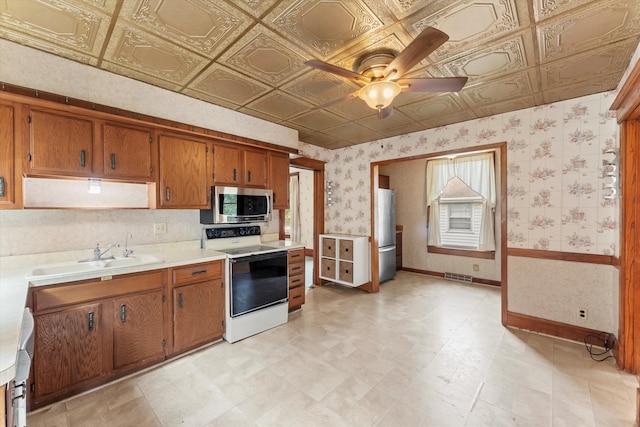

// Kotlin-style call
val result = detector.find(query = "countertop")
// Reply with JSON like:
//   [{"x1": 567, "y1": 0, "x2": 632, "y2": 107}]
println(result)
[{"x1": 0, "y1": 238, "x2": 304, "y2": 386}]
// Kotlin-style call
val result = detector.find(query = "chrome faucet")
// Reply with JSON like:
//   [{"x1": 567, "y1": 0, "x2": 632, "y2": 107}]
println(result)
[
  {"x1": 123, "y1": 232, "x2": 134, "y2": 258},
  {"x1": 79, "y1": 243, "x2": 118, "y2": 263}
]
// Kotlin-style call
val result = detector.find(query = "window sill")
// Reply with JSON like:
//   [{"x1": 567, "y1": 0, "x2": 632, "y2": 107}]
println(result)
[{"x1": 427, "y1": 245, "x2": 495, "y2": 259}]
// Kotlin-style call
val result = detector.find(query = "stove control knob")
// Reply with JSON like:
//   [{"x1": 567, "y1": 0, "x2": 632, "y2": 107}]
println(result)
[{"x1": 239, "y1": 228, "x2": 246, "y2": 235}]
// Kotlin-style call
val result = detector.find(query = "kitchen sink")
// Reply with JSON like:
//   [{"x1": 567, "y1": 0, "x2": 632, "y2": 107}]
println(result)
[{"x1": 26, "y1": 254, "x2": 164, "y2": 280}]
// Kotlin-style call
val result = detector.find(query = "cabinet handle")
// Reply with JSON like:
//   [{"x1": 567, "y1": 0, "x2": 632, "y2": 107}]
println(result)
[
  {"x1": 110, "y1": 153, "x2": 116, "y2": 170},
  {"x1": 165, "y1": 186, "x2": 170, "y2": 201},
  {"x1": 80, "y1": 149, "x2": 86, "y2": 167},
  {"x1": 178, "y1": 293, "x2": 184, "y2": 308},
  {"x1": 291, "y1": 277, "x2": 302, "y2": 284},
  {"x1": 273, "y1": 193, "x2": 276, "y2": 204},
  {"x1": 88, "y1": 311, "x2": 94, "y2": 331},
  {"x1": 191, "y1": 270, "x2": 207, "y2": 276},
  {"x1": 293, "y1": 295, "x2": 302, "y2": 300},
  {"x1": 292, "y1": 266, "x2": 301, "y2": 272},
  {"x1": 291, "y1": 253, "x2": 301, "y2": 259},
  {"x1": 247, "y1": 170, "x2": 251, "y2": 182},
  {"x1": 120, "y1": 304, "x2": 126, "y2": 323},
  {"x1": 233, "y1": 168, "x2": 237, "y2": 181},
  {"x1": 0, "y1": 176, "x2": 5, "y2": 197}
]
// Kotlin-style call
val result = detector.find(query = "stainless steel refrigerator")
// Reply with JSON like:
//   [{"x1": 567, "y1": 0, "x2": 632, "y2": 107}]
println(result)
[{"x1": 377, "y1": 188, "x2": 396, "y2": 283}]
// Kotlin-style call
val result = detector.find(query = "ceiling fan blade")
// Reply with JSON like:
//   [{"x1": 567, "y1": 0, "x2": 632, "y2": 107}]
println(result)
[
  {"x1": 398, "y1": 77, "x2": 468, "y2": 93},
  {"x1": 311, "y1": 90, "x2": 360, "y2": 111},
  {"x1": 383, "y1": 27, "x2": 449, "y2": 80},
  {"x1": 305, "y1": 60, "x2": 371, "y2": 84}
]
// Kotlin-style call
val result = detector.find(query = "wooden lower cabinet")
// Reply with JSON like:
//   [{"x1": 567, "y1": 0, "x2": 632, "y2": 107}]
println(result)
[
  {"x1": 288, "y1": 249, "x2": 305, "y2": 311},
  {"x1": 33, "y1": 302, "x2": 105, "y2": 400},
  {"x1": 171, "y1": 261, "x2": 225, "y2": 354}
]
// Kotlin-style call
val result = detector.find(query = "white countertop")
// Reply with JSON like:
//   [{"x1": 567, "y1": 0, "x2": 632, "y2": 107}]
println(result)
[{"x1": 0, "y1": 240, "x2": 229, "y2": 386}]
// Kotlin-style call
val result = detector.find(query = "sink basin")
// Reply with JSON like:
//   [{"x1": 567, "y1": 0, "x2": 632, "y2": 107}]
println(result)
[{"x1": 26, "y1": 254, "x2": 164, "y2": 280}]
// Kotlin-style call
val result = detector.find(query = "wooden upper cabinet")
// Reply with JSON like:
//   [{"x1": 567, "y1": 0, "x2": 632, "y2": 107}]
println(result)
[
  {"x1": 212, "y1": 141, "x2": 267, "y2": 188},
  {"x1": 243, "y1": 147, "x2": 267, "y2": 188},
  {"x1": 101, "y1": 123, "x2": 156, "y2": 181},
  {"x1": 26, "y1": 108, "x2": 95, "y2": 176},
  {"x1": 212, "y1": 142, "x2": 241, "y2": 185},
  {"x1": 269, "y1": 151, "x2": 289, "y2": 209},
  {"x1": 158, "y1": 133, "x2": 209, "y2": 208},
  {"x1": 0, "y1": 101, "x2": 19, "y2": 208}
]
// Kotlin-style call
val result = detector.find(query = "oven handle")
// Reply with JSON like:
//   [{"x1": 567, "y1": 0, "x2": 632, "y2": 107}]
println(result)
[{"x1": 228, "y1": 250, "x2": 287, "y2": 264}]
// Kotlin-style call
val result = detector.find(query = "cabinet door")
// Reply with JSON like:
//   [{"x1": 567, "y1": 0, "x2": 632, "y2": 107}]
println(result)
[
  {"x1": 33, "y1": 303, "x2": 104, "y2": 400},
  {"x1": 27, "y1": 109, "x2": 94, "y2": 176},
  {"x1": 159, "y1": 133, "x2": 209, "y2": 208},
  {"x1": 212, "y1": 142, "x2": 241, "y2": 185},
  {"x1": 269, "y1": 152, "x2": 289, "y2": 209},
  {"x1": 0, "y1": 102, "x2": 17, "y2": 207},
  {"x1": 243, "y1": 148, "x2": 267, "y2": 188},
  {"x1": 113, "y1": 291, "x2": 165, "y2": 371},
  {"x1": 173, "y1": 279, "x2": 224, "y2": 354},
  {"x1": 102, "y1": 123, "x2": 155, "y2": 180}
]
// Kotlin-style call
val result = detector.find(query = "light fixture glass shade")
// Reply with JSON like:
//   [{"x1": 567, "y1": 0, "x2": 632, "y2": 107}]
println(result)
[
  {"x1": 88, "y1": 178, "x2": 102, "y2": 194},
  {"x1": 358, "y1": 81, "x2": 401, "y2": 110}
]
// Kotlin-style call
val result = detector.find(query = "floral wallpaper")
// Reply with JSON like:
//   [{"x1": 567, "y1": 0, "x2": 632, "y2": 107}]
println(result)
[{"x1": 300, "y1": 91, "x2": 619, "y2": 256}]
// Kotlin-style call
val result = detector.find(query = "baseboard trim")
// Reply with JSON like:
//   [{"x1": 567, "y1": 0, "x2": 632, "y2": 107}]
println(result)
[
  {"x1": 400, "y1": 267, "x2": 501, "y2": 287},
  {"x1": 506, "y1": 311, "x2": 613, "y2": 345}
]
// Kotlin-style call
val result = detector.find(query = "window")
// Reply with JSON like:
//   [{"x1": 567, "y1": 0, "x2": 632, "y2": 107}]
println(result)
[
  {"x1": 425, "y1": 152, "x2": 496, "y2": 255},
  {"x1": 447, "y1": 203, "x2": 472, "y2": 231}
]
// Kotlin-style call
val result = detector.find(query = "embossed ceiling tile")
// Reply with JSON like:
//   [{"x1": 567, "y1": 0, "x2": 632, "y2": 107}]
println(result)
[
  {"x1": 101, "y1": 60, "x2": 182, "y2": 92},
  {"x1": 460, "y1": 69, "x2": 537, "y2": 106},
  {"x1": 323, "y1": 122, "x2": 383, "y2": 145},
  {"x1": 119, "y1": 0, "x2": 252, "y2": 58},
  {"x1": 227, "y1": 0, "x2": 279, "y2": 18},
  {"x1": 265, "y1": 0, "x2": 389, "y2": 58},
  {"x1": 326, "y1": 95, "x2": 377, "y2": 120},
  {"x1": 376, "y1": 121, "x2": 427, "y2": 138},
  {"x1": 78, "y1": 0, "x2": 119, "y2": 14},
  {"x1": 422, "y1": 110, "x2": 476, "y2": 128},
  {"x1": 442, "y1": 31, "x2": 535, "y2": 82},
  {"x1": 288, "y1": 109, "x2": 347, "y2": 131},
  {"x1": 471, "y1": 96, "x2": 536, "y2": 117},
  {"x1": 0, "y1": 0, "x2": 111, "y2": 57},
  {"x1": 532, "y1": 0, "x2": 600, "y2": 22},
  {"x1": 383, "y1": 0, "x2": 454, "y2": 20},
  {"x1": 406, "y1": 0, "x2": 530, "y2": 60},
  {"x1": 299, "y1": 131, "x2": 352, "y2": 149},
  {"x1": 281, "y1": 70, "x2": 360, "y2": 104},
  {"x1": 0, "y1": 27, "x2": 98, "y2": 65},
  {"x1": 188, "y1": 64, "x2": 270, "y2": 106},
  {"x1": 219, "y1": 24, "x2": 309, "y2": 85},
  {"x1": 243, "y1": 90, "x2": 314, "y2": 120},
  {"x1": 392, "y1": 90, "x2": 438, "y2": 107},
  {"x1": 103, "y1": 23, "x2": 208, "y2": 85},
  {"x1": 541, "y1": 72, "x2": 622, "y2": 104},
  {"x1": 537, "y1": 0, "x2": 640, "y2": 63},
  {"x1": 182, "y1": 88, "x2": 242, "y2": 110},
  {"x1": 540, "y1": 38, "x2": 638, "y2": 89},
  {"x1": 357, "y1": 109, "x2": 414, "y2": 132},
  {"x1": 331, "y1": 28, "x2": 415, "y2": 71},
  {"x1": 401, "y1": 93, "x2": 465, "y2": 121}
]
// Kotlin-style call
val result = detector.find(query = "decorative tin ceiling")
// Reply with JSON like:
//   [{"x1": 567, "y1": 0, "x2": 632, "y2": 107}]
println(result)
[{"x1": 1, "y1": 0, "x2": 639, "y2": 149}]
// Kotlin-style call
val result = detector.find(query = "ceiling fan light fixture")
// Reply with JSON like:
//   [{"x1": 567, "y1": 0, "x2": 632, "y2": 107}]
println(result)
[{"x1": 358, "y1": 81, "x2": 401, "y2": 110}]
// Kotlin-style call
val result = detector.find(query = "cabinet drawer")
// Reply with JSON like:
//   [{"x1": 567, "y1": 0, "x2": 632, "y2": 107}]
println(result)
[
  {"x1": 288, "y1": 261, "x2": 304, "y2": 277},
  {"x1": 288, "y1": 249, "x2": 304, "y2": 263},
  {"x1": 172, "y1": 261, "x2": 222, "y2": 286},
  {"x1": 33, "y1": 271, "x2": 163, "y2": 312},
  {"x1": 321, "y1": 258, "x2": 336, "y2": 279},
  {"x1": 339, "y1": 261, "x2": 354, "y2": 283},
  {"x1": 321, "y1": 238, "x2": 336, "y2": 257},
  {"x1": 339, "y1": 240, "x2": 354, "y2": 261},
  {"x1": 288, "y1": 285, "x2": 305, "y2": 309},
  {"x1": 289, "y1": 273, "x2": 304, "y2": 290}
]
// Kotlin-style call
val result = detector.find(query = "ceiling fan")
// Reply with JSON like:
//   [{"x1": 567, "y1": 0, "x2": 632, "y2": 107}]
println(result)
[{"x1": 304, "y1": 27, "x2": 468, "y2": 118}]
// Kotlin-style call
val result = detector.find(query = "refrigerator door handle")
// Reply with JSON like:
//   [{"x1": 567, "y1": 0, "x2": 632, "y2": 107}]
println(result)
[{"x1": 379, "y1": 245, "x2": 396, "y2": 253}]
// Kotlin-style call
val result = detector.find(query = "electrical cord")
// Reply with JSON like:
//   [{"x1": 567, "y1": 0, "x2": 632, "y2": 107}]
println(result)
[{"x1": 583, "y1": 332, "x2": 614, "y2": 362}]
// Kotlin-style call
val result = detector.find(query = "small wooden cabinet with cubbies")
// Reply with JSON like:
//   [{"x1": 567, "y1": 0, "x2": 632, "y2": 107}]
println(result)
[{"x1": 287, "y1": 248, "x2": 305, "y2": 311}]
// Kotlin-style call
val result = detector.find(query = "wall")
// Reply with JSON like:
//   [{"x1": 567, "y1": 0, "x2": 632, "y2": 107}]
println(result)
[{"x1": 300, "y1": 91, "x2": 620, "y2": 333}]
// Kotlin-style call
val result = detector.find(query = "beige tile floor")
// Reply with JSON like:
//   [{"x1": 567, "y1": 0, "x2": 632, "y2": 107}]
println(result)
[{"x1": 27, "y1": 271, "x2": 638, "y2": 426}]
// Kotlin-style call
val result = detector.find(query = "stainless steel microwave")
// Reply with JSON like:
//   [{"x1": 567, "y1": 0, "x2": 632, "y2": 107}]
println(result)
[{"x1": 200, "y1": 186, "x2": 272, "y2": 224}]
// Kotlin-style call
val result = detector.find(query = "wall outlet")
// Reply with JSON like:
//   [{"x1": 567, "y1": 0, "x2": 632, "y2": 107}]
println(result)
[
  {"x1": 577, "y1": 308, "x2": 587, "y2": 319},
  {"x1": 472, "y1": 264, "x2": 479, "y2": 272},
  {"x1": 154, "y1": 223, "x2": 167, "y2": 234}
]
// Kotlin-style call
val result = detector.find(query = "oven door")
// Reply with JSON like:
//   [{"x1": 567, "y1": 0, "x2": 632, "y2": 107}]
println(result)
[{"x1": 229, "y1": 251, "x2": 288, "y2": 317}]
